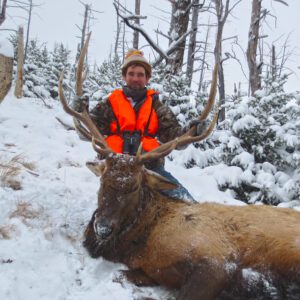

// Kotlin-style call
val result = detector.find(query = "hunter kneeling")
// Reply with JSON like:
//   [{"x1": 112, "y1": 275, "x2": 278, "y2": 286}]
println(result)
[{"x1": 72, "y1": 49, "x2": 212, "y2": 202}]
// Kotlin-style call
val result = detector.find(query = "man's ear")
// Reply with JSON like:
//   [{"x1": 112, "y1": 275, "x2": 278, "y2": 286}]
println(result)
[
  {"x1": 144, "y1": 169, "x2": 178, "y2": 191},
  {"x1": 86, "y1": 161, "x2": 106, "y2": 177}
]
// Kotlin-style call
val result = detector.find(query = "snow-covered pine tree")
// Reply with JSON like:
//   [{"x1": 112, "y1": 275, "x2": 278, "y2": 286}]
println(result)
[
  {"x1": 47, "y1": 43, "x2": 71, "y2": 99},
  {"x1": 221, "y1": 74, "x2": 300, "y2": 205},
  {"x1": 87, "y1": 55, "x2": 123, "y2": 101},
  {"x1": 23, "y1": 39, "x2": 50, "y2": 99},
  {"x1": 150, "y1": 62, "x2": 197, "y2": 126}
]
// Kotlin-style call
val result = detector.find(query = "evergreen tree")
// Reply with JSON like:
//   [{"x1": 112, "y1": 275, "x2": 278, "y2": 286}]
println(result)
[
  {"x1": 220, "y1": 74, "x2": 300, "y2": 205},
  {"x1": 151, "y1": 63, "x2": 197, "y2": 126},
  {"x1": 23, "y1": 39, "x2": 50, "y2": 99},
  {"x1": 87, "y1": 55, "x2": 123, "y2": 101},
  {"x1": 48, "y1": 43, "x2": 71, "y2": 99}
]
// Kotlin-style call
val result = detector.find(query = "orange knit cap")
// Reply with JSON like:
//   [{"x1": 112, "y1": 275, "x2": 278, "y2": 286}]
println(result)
[{"x1": 121, "y1": 49, "x2": 152, "y2": 78}]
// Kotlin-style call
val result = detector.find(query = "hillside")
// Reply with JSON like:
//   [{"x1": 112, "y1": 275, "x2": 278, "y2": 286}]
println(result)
[{"x1": 0, "y1": 94, "x2": 243, "y2": 300}]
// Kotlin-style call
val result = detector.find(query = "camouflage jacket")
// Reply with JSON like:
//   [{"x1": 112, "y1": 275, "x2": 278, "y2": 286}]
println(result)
[{"x1": 89, "y1": 91, "x2": 184, "y2": 169}]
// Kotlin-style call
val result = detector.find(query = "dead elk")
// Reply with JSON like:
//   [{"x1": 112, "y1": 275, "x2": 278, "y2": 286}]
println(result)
[{"x1": 58, "y1": 35, "x2": 300, "y2": 300}]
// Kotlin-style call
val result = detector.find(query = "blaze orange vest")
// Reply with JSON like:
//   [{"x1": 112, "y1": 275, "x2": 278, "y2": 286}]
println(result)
[{"x1": 105, "y1": 89, "x2": 160, "y2": 153}]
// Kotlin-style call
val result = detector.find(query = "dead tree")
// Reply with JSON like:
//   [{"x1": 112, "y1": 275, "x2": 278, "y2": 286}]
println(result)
[
  {"x1": 75, "y1": 2, "x2": 102, "y2": 67},
  {"x1": 113, "y1": 1, "x2": 192, "y2": 73},
  {"x1": 186, "y1": 0, "x2": 205, "y2": 87},
  {"x1": 114, "y1": 0, "x2": 121, "y2": 57},
  {"x1": 0, "y1": 0, "x2": 8, "y2": 26},
  {"x1": 133, "y1": 0, "x2": 141, "y2": 49},
  {"x1": 80, "y1": 3, "x2": 90, "y2": 51},
  {"x1": 197, "y1": 21, "x2": 211, "y2": 94},
  {"x1": 168, "y1": 0, "x2": 192, "y2": 74},
  {"x1": 246, "y1": 0, "x2": 263, "y2": 96},
  {"x1": 247, "y1": 0, "x2": 289, "y2": 96},
  {"x1": 213, "y1": 0, "x2": 242, "y2": 122},
  {"x1": 14, "y1": 26, "x2": 24, "y2": 99},
  {"x1": 0, "y1": 52, "x2": 13, "y2": 103},
  {"x1": 24, "y1": 0, "x2": 33, "y2": 60}
]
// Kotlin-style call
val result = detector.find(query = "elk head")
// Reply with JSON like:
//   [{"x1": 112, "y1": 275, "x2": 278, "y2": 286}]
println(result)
[{"x1": 58, "y1": 33, "x2": 219, "y2": 248}]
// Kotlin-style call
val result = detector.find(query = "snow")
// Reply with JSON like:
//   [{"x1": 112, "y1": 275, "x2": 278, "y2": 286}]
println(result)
[
  {"x1": 1, "y1": 92, "x2": 298, "y2": 298},
  {"x1": 0, "y1": 38, "x2": 14, "y2": 58},
  {"x1": 0, "y1": 93, "x2": 243, "y2": 299}
]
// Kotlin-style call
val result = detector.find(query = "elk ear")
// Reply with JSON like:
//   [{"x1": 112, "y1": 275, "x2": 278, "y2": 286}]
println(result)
[
  {"x1": 144, "y1": 170, "x2": 178, "y2": 191},
  {"x1": 86, "y1": 161, "x2": 106, "y2": 177}
]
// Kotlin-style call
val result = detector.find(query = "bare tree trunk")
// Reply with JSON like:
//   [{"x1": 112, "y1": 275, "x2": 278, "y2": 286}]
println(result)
[
  {"x1": 114, "y1": 0, "x2": 121, "y2": 56},
  {"x1": 24, "y1": 0, "x2": 33, "y2": 60},
  {"x1": 271, "y1": 44, "x2": 276, "y2": 81},
  {"x1": 198, "y1": 21, "x2": 211, "y2": 93},
  {"x1": 168, "y1": 3, "x2": 176, "y2": 47},
  {"x1": 246, "y1": 0, "x2": 262, "y2": 96},
  {"x1": 0, "y1": 53, "x2": 13, "y2": 103},
  {"x1": 168, "y1": 0, "x2": 192, "y2": 75},
  {"x1": 214, "y1": 0, "x2": 228, "y2": 123},
  {"x1": 186, "y1": 0, "x2": 200, "y2": 87},
  {"x1": 0, "y1": 0, "x2": 8, "y2": 26},
  {"x1": 81, "y1": 4, "x2": 89, "y2": 51},
  {"x1": 14, "y1": 26, "x2": 24, "y2": 99},
  {"x1": 133, "y1": 0, "x2": 141, "y2": 49},
  {"x1": 122, "y1": 20, "x2": 126, "y2": 62}
]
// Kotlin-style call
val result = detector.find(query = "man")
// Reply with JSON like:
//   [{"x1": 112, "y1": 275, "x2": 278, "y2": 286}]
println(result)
[{"x1": 73, "y1": 49, "x2": 206, "y2": 202}]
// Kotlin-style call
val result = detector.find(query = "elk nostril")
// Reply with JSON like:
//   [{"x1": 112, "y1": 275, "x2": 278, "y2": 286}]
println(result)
[{"x1": 95, "y1": 223, "x2": 113, "y2": 239}]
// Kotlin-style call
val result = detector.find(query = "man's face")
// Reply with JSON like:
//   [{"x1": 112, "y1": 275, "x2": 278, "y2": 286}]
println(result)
[{"x1": 123, "y1": 65, "x2": 149, "y2": 89}]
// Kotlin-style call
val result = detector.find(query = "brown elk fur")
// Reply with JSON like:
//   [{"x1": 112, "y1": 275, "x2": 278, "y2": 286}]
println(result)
[{"x1": 83, "y1": 155, "x2": 300, "y2": 300}]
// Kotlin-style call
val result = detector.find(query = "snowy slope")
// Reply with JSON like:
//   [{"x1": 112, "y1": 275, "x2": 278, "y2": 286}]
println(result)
[{"x1": 0, "y1": 93, "x2": 240, "y2": 300}]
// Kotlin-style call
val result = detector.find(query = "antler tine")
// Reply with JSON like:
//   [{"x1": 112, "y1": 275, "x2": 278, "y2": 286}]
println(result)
[
  {"x1": 58, "y1": 32, "x2": 114, "y2": 157},
  {"x1": 73, "y1": 118, "x2": 109, "y2": 149},
  {"x1": 183, "y1": 64, "x2": 218, "y2": 138},
  {"x1": 92, "y1": 137, "x2": 114, "y2": 157},
  {"x1": 139, "y1": 63, "x2": 219, "y2": 164},
  {"x1": 58, "y1": 72, "x2": 109, "y2": 143},
  {"x1": 137, "y1": 139, "x2": 179, "y2": 164},
  {"x1": 176, "y1": 106, "x2": 219, "y2": 148},
  {"x1": 76, "y1": 32, "x2": 91, "y2": 96}
]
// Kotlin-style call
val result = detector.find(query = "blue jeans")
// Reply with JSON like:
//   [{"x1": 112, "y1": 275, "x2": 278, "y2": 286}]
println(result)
[{"x1": 151, "y1": 165, "x2": 196, "y2": 203}]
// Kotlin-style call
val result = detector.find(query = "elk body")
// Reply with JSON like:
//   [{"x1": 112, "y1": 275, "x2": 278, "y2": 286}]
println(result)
[
  {"x1": 83, "y1": 156, "x2": 300, "y2": 300},
  {"x1": 59, "y1": 34, "x2": 300, "y2": 300}
]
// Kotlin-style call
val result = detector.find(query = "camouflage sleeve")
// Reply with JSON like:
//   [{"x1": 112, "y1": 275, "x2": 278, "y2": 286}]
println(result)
[
  {"x1": 89, "y1": 98, "x2": 115, "y2": 136},
  {"x1": 152, "y1": 97, "x2": 184, "y2": 143}
]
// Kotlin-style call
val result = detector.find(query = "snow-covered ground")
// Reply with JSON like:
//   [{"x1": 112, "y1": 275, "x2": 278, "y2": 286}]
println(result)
[{"x1": 0, "y1": 93, "x2": 271, "y2": 299}]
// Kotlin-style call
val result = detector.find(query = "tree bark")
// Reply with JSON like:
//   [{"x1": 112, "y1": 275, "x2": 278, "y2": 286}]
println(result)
[
  {"x1": 168, "y1": 0, "x2": 192, "y2": 75},
  {"x1": 0, "y1": 53, "x2": 13, "y2": 103},
  {"x1": 198, "y1": 22, "x2": 211, "y2": 94},
  {"x1": 246, "y1": 0, "x2": 262, "y2": 96},
  {"x1": 133, "y1": 0, "x2": 141, "y2": 49},
  {"x1": 24, "y1": 0, "x2": 33, "y2": 60},
  {"x1": 186, "y1": 0, "x2": 200, "y2": 87},
  {"x1": 0, "y1": 0, "x2": 8, "y2": 26},
  {"x1": 214, "y1": 0, "x2": 228, "y2": 123},
  {"x1": 81, "y1": 4, "x2": 89, "y2": 51},
  {"x1": 114, "y1": 0, "x2": 121, "y2": 56},
  {"x1": 14, "y1": 26, "x2": 24, "y2": 99}
]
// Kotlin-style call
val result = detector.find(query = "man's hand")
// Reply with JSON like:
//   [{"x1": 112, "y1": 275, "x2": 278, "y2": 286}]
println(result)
[
  {"x1": 72, "y1": 94, "x2": 89, "y2": 112},
  {"x1": 189, "y1": 119, "x2": 209, "y2": 136}
]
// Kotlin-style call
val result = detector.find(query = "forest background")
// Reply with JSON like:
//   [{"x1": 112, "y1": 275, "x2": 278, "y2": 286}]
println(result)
[{"x1": 1, "y1": 0, "x2": 300, "y2": 206}]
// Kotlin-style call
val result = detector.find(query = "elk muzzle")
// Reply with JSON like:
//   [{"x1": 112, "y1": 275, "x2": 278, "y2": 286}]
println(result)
[{"x1": 93, "y1": 219, "x2": 114, "y2": 239}]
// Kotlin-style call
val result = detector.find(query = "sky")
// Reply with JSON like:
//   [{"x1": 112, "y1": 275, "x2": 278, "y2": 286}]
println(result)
[{"x1": 2, "y1": 0, "x2": 300, "y2": 92}]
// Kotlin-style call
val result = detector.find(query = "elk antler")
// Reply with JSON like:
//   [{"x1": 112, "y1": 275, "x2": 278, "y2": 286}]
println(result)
[
  {"x1": 137, "y1": 64, "x2": 219, "y2": 164},
  {"x1": 58, "y1": 32, "x2": 113, "y2": 157}
]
